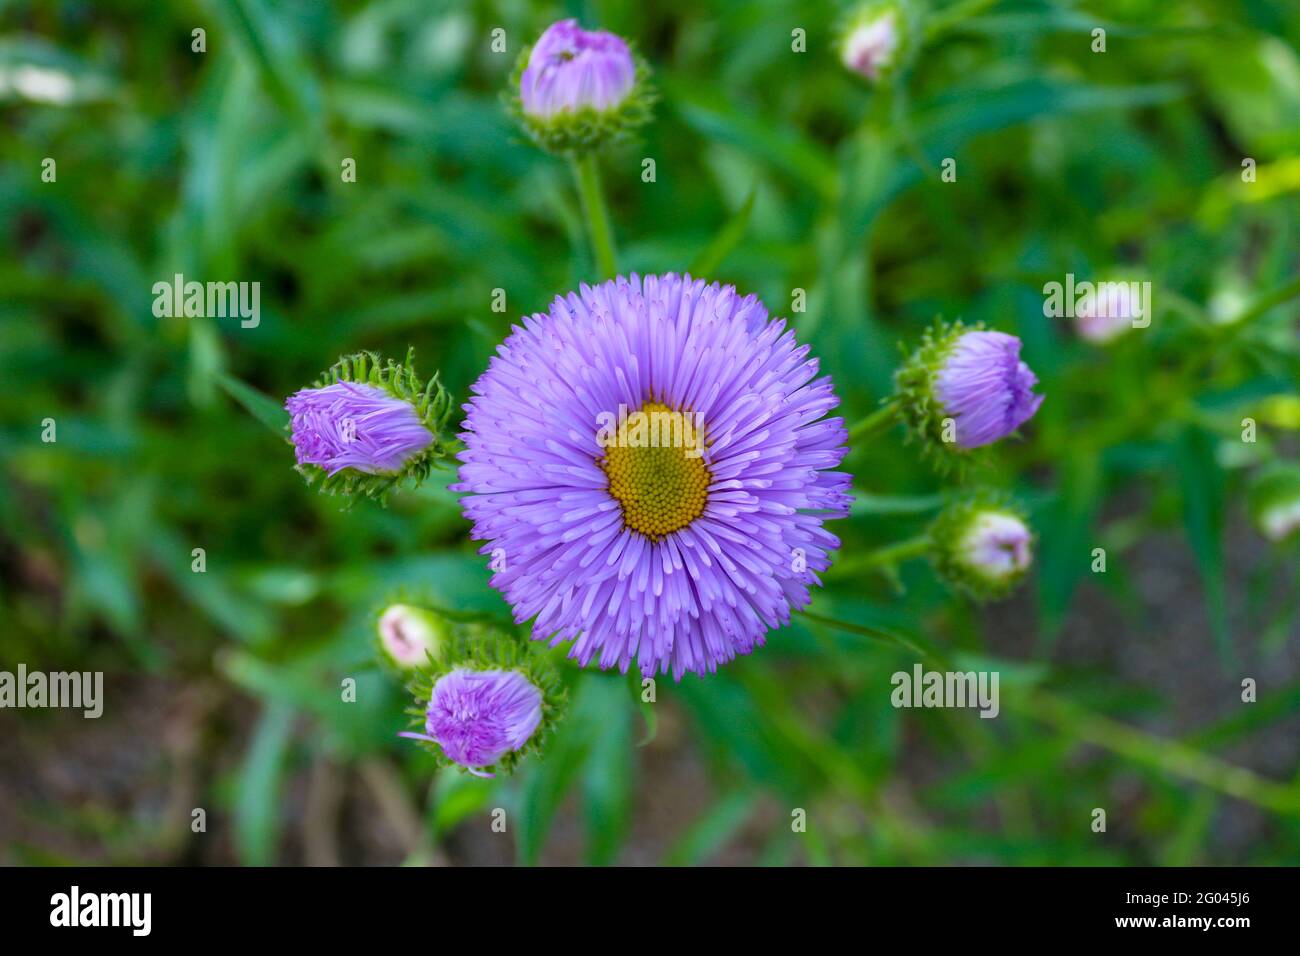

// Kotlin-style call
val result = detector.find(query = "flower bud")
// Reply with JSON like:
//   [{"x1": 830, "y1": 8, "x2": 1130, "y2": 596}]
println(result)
[
  {"x1": 1247, "y1": 463, "x2": 1300, "y2": 543},
  {"x1": 284, "y1": 349, "x2": 452, "y2": 501},
  {"x1": 839, "y1": 1, "x2": 916, "y2": 84},
  {"x1": 377, "y1": 603, "x2": 449, "y2": 670},
  {"x1": 400, "y1": 623, "x2": 565, "y2": 776},
  {"x1": 1074, "y1": 280, "x2": 1138, "y2": 344},
  {"x1": 929, "y1": 495, "x2": 1034, "y2": 600},
  {"x1": 402, "y1": 669, "x2": 543, "y2": 777},
  {"x1": 895, "y1": 322, "x2": 1044, "y2": 461},
  {"x1": 512, "y1": 19, "x2": 653, "y2": 155}
]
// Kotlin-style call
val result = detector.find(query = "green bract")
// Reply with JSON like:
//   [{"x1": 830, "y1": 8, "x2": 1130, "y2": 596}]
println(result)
[{"x1": 893, "y1": 320, "x2": 971, "y2": 466}]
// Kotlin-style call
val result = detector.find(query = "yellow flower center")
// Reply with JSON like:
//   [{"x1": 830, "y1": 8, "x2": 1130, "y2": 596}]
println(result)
[{"x1": 599, "y1": 402, "x2": 711, "y2": 541}]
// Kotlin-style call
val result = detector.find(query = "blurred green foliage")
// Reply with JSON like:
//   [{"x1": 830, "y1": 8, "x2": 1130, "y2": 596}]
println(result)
[{"x1": 1, "y1": 0, "x2": 1298, "y2": 865}]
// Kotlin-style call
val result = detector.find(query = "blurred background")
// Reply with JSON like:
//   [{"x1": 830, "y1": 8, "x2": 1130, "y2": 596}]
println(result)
[{"x1": 1, "y1": 0, "x2": 1298, "y2": 865}]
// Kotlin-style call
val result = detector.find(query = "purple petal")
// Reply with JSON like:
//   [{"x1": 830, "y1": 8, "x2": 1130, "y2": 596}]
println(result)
[
  {"x1": 934, "y1": 331, "x2": 1043, "y2": 449},
  {"x1": 520, "y1": 19, "x2": 636, "y2": 118},
  {"x1": 285, "y1": 381, "x2": 432, "y2": 475}
]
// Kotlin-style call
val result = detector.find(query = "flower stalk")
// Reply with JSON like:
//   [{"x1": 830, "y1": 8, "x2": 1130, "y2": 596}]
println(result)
[
  {"x1": 572, "y1": 153, "x2": 619, "y2": 278},
  {"x1": 847, "y1": 400, "x2": 901, "y2": 443}
]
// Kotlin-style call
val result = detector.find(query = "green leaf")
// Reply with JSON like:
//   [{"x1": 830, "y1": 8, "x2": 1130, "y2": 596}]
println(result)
[
  {"x1": 217, "y1": 373, "x2": 289, "y2": 438},
  {"x1": 664, "y1": 791, "x2": 758, "y2": 866},
  {"x1": 1176, "y1": 427, "x2": 1230, "y2": 663},
  {"x1": 234, "y1": 701, "x2": 295, "y2": 866},
  {"x1": 430, "y1": 767, "x2": 500, "y2": 838},
  {"x1": 209, "y1": 0, "x2": 322, "y2": 128},
  {"x1": 687, "y1": 186, "x2": 756, "y2": 277},
  {"x1": 514, "y1": 676, "x2": 603, "y2": 865},
  {"x1": 581, "y1": 678, "x2": 635, "y2": 865},
  {"x1": 669, "y1": 81, "x2": 837, "y2": 200}
]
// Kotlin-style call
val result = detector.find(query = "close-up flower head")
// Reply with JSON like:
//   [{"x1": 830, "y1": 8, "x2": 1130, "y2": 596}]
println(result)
[
  {"x1": 403, "y1": 668, "x2": 543, "y2": 776},
  {"x1": 454, "y1": 273, "x2": 853, "y2": 679},
  {"x1": 513, "y1": 19, "x2": 653, "y2": 154}
]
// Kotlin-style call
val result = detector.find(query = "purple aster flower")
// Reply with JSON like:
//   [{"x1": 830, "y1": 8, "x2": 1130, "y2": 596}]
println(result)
[
  {"x1": 896, "y1": 324, "x2": 1043, "y2": 460},
  {"x1": 454, "y1": 273, "x2": 853, "y2": 679},
  {"x1": 285, "y1": 381, "x2": 433, "y2": 476},
  {"x1": 520, "y1": 19, "x2": 635, "y2": 119},
  {"x1": 400, "y1": 668, "x2": 543, "y2": 777}
]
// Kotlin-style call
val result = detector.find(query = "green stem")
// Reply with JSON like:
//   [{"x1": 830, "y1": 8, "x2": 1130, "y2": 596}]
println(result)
[
  {"x1": 846, "y1": 400, "x2": 901, "y2": 443},
  {"x1": 571, "y1": 153, "x2": 618, "y2": 279},
  {"x1": 829, "y1": 534, "x2": 930, "y2": 577},
  {"x1": 925, "y1": 0, "x2": 1001, "y2": 40},
  {"x1": 1013, "y1": 691, "x2": 1300, "y2": 817},
  {"x1": 801, "y1": 610, "x2": 943, "y2": 665},
  {"x1": 1225, "y1": 273, "x2": 1300, "y2": 328},
  {"x1": 804, "y1": 610, "x2": 1300, "y2": 817},
  {"x1": 1181, "y1": 273, "x2": 1300, "y2": 381}
]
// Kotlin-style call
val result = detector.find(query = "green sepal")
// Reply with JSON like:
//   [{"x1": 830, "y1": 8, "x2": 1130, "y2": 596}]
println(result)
[
  {"x1": 290, "y1": 347, "x2": 456, "y2": 504},
  {"x1": 403, "y1": 619, "x2": 568, "y2": 777},
  {"x1": 927, "y1": 490, "x2": 1034, "y2": 601},
  {"x1": 505, "y1": 45, "x2": 656, "y2": 156},
  {"x1": 893, "y1": 319, "x2": 980, "y2": 472}
]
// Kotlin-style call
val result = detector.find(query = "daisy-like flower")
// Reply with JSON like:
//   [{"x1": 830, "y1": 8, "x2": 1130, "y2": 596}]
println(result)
[
  {"x1": 454, "y1": 274, "x2": 853, "y2": 679},
  {"x1": 401, "y1": 668, "x2": 543, "y2": 777},
  {"x1": 1247, "y1": 463, "x2": 1300, "y2": 543},
  {"x1": 928, "y1": 495, "x2": 1034, "y2": 600},
  {"x1": 377, "y1": 603, "x2": 449, "y2": 670},
  {"x1": 838, "y1": 1, "x2": 917, "y2": 84},
  {"x1": 895, "y1": 322, "x2": 1044, "y2": 459},
  {"x1": 284, "y1": 350, "x2": 453, "y2": 500},
  {"x1": 512, "y1": 19, "x2": 653, "y2": 155}
]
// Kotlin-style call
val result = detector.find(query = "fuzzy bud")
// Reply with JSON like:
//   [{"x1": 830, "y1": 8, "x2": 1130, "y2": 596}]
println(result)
[
  {"x1": 285, "y1": 349, "x2": 453, "y2": 501},
  {"x1": 895, "y1": 322, "x2": 1044, "y2": 462},
  {"x1": 929, "y1": 495, "x2": 1034, "y2": 600},
  {"x1": 512, "y1": 19, "x2": 654, "y2": 155}
]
